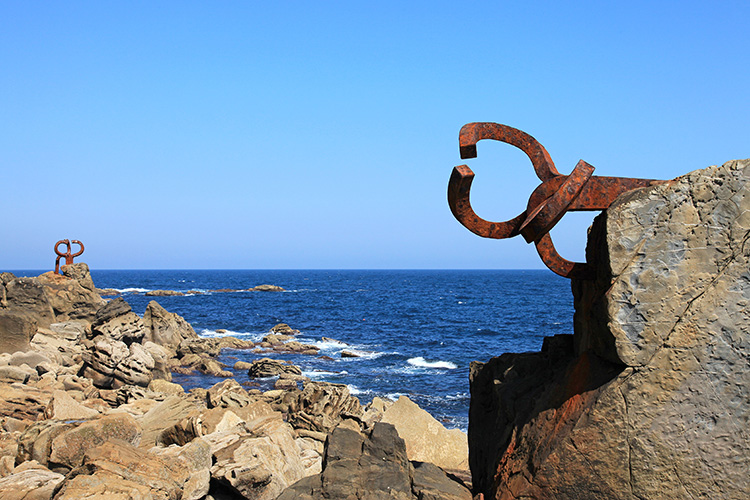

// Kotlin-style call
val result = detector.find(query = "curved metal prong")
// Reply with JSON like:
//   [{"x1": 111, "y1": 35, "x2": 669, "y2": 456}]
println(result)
[
  {"x1": 458, "y1": 122, "x2": 560, "y2": 182},
  {"x1": 448, "y1": 165, "x2": 526, "y2": 239},
  {"x1": 534, "y1": 233, "x2": 594, "y2": 280},
  {"x1": 70, "y1": 240, "x2": 85, "y2": 258}
]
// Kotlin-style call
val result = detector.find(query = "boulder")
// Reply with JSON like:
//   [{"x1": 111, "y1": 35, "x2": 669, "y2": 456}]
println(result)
[
  {"x1": 149, "y1": 438, "x2": 212, "y2": 500},
  {"x1": 271, "y1": 323, "x2": 300, "y2": 335},
  {"x1": 142, "y1": 341, "x2": 172, "y2": 381},
  {"x1": 30, "y1": 325, "x2": 85, "y2": 367},
  {"x1": 279, "y1": 422, "x2": 470, "y2": 500},
  {"x1": 0, "y1": 311, "x2": 37, "y2": 354},
  {"x1": 381, "y1": 395, "x2": 469, "y2": 471},
  {"x1": 138, "y1": 394, "x2": 205, "y2": 449},
  {"x1": 247, "y1": 358, "x2": 302, "y2": 378},
  {"x1": 0, "y1": 384, "x2": 54, "y2": 421},
  {"x1": 48, "y1": 413, "x2": 141, "y2": 469},
  {"x1": 142, "y1": 300, "x2": 198, "y2": 349},
  {"x1": 470, "y1": 160, "x2": 750, "y2": 500},
  {"x1": 0, "y1": 460, "x2": 65, "y2": 500}
]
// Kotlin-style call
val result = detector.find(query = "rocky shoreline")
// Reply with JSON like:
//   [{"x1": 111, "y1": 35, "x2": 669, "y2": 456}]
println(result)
[{"x1": 0, "y1": 265, "x2": 471, "y2": 499}]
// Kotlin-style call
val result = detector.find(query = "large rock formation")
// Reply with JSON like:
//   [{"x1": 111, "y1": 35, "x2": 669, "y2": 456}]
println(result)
[{"x1": 469, "y1": 159, "x2": 750, "y2": 499}]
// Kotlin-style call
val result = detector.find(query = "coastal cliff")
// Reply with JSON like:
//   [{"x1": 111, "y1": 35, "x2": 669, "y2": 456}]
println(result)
[{"x1": 469, "y1": 159, "x2": 750, "y2": 499}]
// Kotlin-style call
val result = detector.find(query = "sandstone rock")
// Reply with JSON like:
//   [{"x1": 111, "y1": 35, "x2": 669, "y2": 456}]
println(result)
[
  {"x1": 0, "y1": 460, "x2": 65, "y2": 500},
  {"x1": 35, "y1": 271, "x2": 106, "y2": 323},
  {"x1": 30, "y1": 325, "x2": 84, "y2": 367},
  {"x1": 286, "y1": 382, "x2": 363, "y2": 433},
  {"x1": 0, "y1": 311, "x2": 37, "y2": 354},
  {"x1": 149, "y1": 438, "x2": 212, "y2": 500},
  {"x1": 138, "y1": 394, "x2": 204, "y2": 449},
  {"x1": 0, "y1": 384, "x2": 53, "y2": 421},
  {"x1": 96, "y1": 288, "x2": 120, "y2": 296},
  {"x1": 197, "y1": 358, "x2": 232, "y2": 377},
  {"x1": 112, "y1": 342, "x2": 155, "y2": 388},
  {"x1": 2, "y1": 278, "x2": 55, "y2": 328},
  {"x1": 60, "y1": 263, "x2": 96, "y2": 292},
  {"x1": 143, "y1": 300, "x2": 198, "y2": 349},
  {"x1": 412, "y1": 461, "x2": 473, "y2": 500},
  {"x1": 471, "y1": 160, "x2": 750, "y2": 500},
  {"x1": 206, "y1": 379, "x2": 253, "y2": 409},
  {"x1": 54, "y1": 439, "x2": 190, "y2": 500},
  {"x1": 0, "y1": 365, "x2": 36, "y2": 384},
  {"x1": 81, "y1": 336, "x2": 129, "y2": 388},
  {"x1": 215, "y1": 335, "x2": 255, "y2": 350},
  {"x1": 210, "y1": 414, "x2": 308, "y2": 500},
  {"x1": 48, "y1": 413, "x2": 141, "y2": 469},
  {"x1": 233, "y1": 360, "x2": 253, "y2": 370},
  {"x1": 247, "y1": 358, "x2": 302, "y2": 378},
  {"x1": 93, "y1": 296, "x2": 131, "y2": 324},
  {"x1": 147, "y1": 378, "x2": 184, "y2": 396},
  {"x1": 142, "y1": 341, "x2": 172, "y2": 381},
  {"x1": 44, "y1": 390, "x2": 100, "y2": 420},
  {"x1": 382, "y1": 395, "x2": 469, "y2": 472}
]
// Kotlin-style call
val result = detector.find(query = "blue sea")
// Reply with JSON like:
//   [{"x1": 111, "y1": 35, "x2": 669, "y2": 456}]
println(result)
[{"x1": 17, "y1": 269, "x2": 575, "y2": 431}]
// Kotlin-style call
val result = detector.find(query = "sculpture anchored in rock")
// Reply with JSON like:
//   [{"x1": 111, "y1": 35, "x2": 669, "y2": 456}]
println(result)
[
  {"x1": 54, "y1": 239, "x2": 84, "y2": 274},
  {"x1": 448, "y1": 123, "x2": 667, "y2": 279}
]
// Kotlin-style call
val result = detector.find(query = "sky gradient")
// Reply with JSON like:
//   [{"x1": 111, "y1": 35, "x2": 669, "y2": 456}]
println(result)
[{"x1": 2, "y1": 2, "x2": 749, "y2": 270}]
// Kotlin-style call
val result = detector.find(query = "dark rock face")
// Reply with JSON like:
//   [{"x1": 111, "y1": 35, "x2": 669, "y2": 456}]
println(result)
[
  {"x1": 469, "y1": 160, "x2": 750, "y2": 499},
  {"x1": 279, "y1": 423, "x2": 471, "y2": 500}
]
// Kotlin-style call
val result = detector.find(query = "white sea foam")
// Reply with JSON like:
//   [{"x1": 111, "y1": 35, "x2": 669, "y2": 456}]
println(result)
[
  {"x1": 347, "y1": 384, "x2": 371, "y2": 395},
  {"x1": 199, "y1": 328, "x2": 254, "y2": 339},
  {"x1": 116, "y1": 287, "x2": 150, "y2": 293},
  {"x1": 302, "y1": 370, "x2": 341, "y2": 378},
  {"x1": 407, "y1": 357, "x2": 457, "y2": 370},
  {"x1": 313, "y1": 339, "x2": 349, "y2": 350}
]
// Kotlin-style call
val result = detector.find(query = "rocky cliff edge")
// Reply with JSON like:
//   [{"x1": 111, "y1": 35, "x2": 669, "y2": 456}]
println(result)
[{"x1": 469, "y1": 159, "x2": 750, "y2": 499}]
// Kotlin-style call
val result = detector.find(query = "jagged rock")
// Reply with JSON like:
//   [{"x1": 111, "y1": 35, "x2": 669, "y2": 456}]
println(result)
[
  {"x1": 91, "y1": 311, "x2": 145, "y2": 345},
  {"x1": 35, "y1": 270, "x2": 106, "y2": 324},
  {"x1": 81, "y1": 336, "x2": 129, "y2": 388},
  {"x1": 0, "y1": 460, "x2": 65, "y2": 500},
  {"x1": 0, "y1": 311, "x2": 37, "y2": 354},
  {"x1": 470, "y1": 160, "x2": 750, "y2": 500},
  {"x1": 197, "y1": 358, "x2": 232, "y2": 377},
  {"x1": 112, "y1": 342, "x2": 155, "y2": 388},
  {"x1": 247, "y1": 358, "x2": 302, "y2": 379},
  {"x1": 92, "y1": 296, "x2": 131, "y2": 324},
  {"x1": 411, "y1": 461, "x2": 473, "y2": 500},
  {"x1": 206, "y1": 379, "x2": 253, "y2": 409},
  {"x1": 381, "y1": 395, "x2": 469, "y2": 472},
  {"x1": 209, "y1": 413, "x2": 308, "y2": 500},
  {"x1": 143, "y1": 300, "x2": 198, "y2": 349},
  {"x1": 263, "y1": 333, "x2": 291, "y2": 344},
  {"x1": 178, "y1": 338, "x2": 220, "y2": 357},
  {"x1": 286, "y1": 382, "x2": 363, "y2": 433}
]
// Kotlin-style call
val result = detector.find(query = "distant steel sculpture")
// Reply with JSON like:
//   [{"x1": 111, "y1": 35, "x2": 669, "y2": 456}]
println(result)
[
  {"x1": 448, "y1": 123, "x2": 666, "y2": 279},
  {"x1": 54, "y1": 239, "x2": 84, "y2": 274}
]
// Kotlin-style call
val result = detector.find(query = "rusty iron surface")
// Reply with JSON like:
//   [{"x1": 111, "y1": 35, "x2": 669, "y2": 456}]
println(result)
[
  {"x1": 54, "y1": 239, "x2": 84, "y2": 274},
  {"x1": 448, "y1": 122, "x2": 667, "y2": 279}
]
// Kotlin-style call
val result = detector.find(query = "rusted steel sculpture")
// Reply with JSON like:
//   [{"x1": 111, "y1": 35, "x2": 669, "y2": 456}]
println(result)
[
  {"x1": 54, "y1": 239, "x2": 84, "y2": 274},
  {"x1": 448, "y1": 123, "x2": 666, "y2": 279}
]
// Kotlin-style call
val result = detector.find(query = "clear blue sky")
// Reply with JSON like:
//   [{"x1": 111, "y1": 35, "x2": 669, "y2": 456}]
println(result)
[{"x1": 2, "y1": 2, "x2": 748, "y2": 270}]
